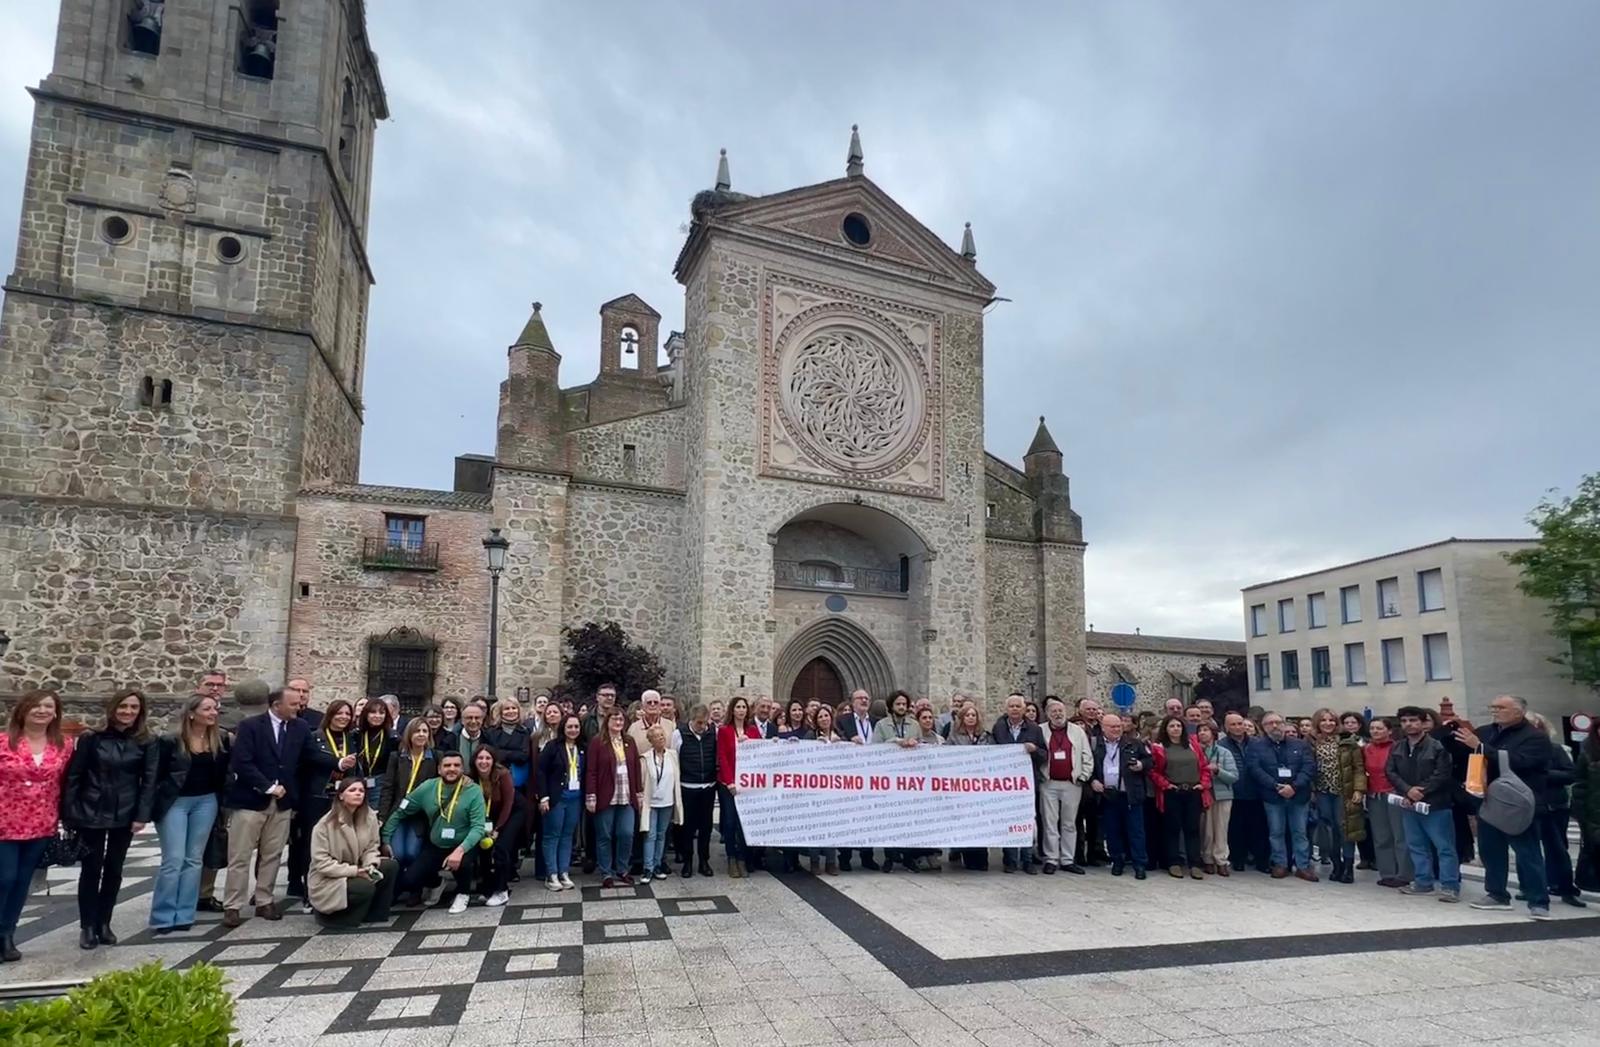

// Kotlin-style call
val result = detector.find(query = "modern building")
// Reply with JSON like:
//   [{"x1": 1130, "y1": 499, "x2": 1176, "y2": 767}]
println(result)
[
  {"x1": 1241, "y1": 539, "x2": 1591, "y2": 720},
  {"x1": 1085, "y1": 630, "x2": 1244, "y2": 714},
  {"x1": 0, "y1": 2, "x2": 1089, "y2": 712}
]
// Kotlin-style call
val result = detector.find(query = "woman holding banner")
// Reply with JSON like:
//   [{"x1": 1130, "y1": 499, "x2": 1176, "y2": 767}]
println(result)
[
  {"x1": 717, "y1": 697, "x2": 764, "y2": 878},
  {"x1": 806, "y1": 707, "x2": 844, "y2": 876},
  {"x1": 947, "y1": 704, "x2": 991, "y2": 871}
]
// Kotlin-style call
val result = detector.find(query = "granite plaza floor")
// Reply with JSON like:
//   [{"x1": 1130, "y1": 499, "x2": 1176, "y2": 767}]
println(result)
[{"x1": 4, "y1": 830, "x2": 1600, "y2": 1045}]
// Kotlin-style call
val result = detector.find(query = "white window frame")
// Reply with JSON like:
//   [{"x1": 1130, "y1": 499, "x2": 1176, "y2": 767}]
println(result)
[
  {"x1": 1345, "y1": 642, "x2": 1367, "y2": 686},
  {"x1": 1278, "y1": 598, "x2": 1296, "y2": 634},
  {"x1": 1340, "y1": 584, "x2": 1362, "y2": 624},
  {"x1": 1377, "y1": 577, "x2": 1401, "y2": 619},
  {"x1": 1382, "y1": 637, "x2": 1407, "y2": 683},
  {"x1": 1250, "y1": 604, "x2": 1267, "y2": 637},
  {"x1": 1424, "y1": 632, "x2": 1452, "y2": 681},
  {"x1": 1307, "y1": 591, "x2": 1327, "y2": 629},
  {"x1": 1418, "y1": 568, "x2": 1445, "y2": 613}
]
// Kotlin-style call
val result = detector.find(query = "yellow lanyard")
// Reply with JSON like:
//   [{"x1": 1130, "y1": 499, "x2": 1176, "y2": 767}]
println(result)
[
  {"x1": 436, "y1": 777, "x2": 463, "y2": 822},
  {"x1": 405, "y1": 753, "x2": 426, "y2": 795},
  {"x1": 361, "y1": 731, "x2": 382, "y2": 774},
  {"x1": 566, "y1": 745, "x2": 579, "y2": 783},
  {"x1": 610, "y1": 738, "x2": 624, "y2": 763},
  {"x1": 326, "y1": 731, "x2": 347, "y2": 759}
]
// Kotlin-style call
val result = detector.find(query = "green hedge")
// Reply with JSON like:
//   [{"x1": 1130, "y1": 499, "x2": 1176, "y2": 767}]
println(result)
[{"x1": 0, "y1": 962, "x2": 239, "y2": 1046}]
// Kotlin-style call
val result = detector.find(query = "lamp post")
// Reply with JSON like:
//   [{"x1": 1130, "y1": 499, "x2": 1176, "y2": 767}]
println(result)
[
  {"x1": 1025, "y1": 664, "x2": 1038, "y2": 700},
  {"x1": 482, "y1": 527, "x2": 511, "y2": 699}
]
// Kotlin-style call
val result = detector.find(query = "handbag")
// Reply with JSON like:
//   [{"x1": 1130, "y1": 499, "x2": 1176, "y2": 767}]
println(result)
[
  {"x1": 1478, "y1": 749, "x2": 1537, "y2": 836},
  {"x1": 1465, "y1": 752, "x2": 1488, "y2": 798},
  {"x1": 203, "y1": 814, "x2": 230, "y2": 869},
  {"x1": 41, "y1": 824, "x2": 85, "y2": 868}
]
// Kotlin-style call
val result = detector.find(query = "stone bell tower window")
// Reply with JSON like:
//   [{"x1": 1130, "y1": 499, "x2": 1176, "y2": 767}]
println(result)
[
  {"x1": 238, "y1": 2, "x2": 280, "y2": 80},
  {"x1": 619, "y1": 326, "x2": 640, "y2": 370},
  {"x1": 126, "y1": 0, "x2": 164, "y2": 56},
  {"x1": 338, "y1": 80, "x2": 358, "y2": 180}
]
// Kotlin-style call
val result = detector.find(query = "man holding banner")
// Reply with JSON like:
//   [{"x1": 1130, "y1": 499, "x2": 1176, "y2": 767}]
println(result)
[{"x1": 992, "y1": 693, "x2": 1047, "y2": 874}]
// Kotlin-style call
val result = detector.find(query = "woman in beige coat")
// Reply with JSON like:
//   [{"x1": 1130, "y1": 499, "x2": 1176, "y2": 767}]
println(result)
[
  {"x1": 638, "y1": 724, "x2": 684, "y2": 883},
  {"x1": 310, "y1": 778, "x2": 398, "y2": 928}
]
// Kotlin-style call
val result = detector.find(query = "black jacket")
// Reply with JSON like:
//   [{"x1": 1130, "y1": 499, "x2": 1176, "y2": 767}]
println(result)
[
  {"x1": 1479, "y1": 719, "x2": 1555, "y2": 807},
  {"x1": 990, "y1": 717, "x2": 1048, "y2": 779},
  {"x1": 485, "y1": 724, "x2": 533, "y2": 775},
  {"x1": 1541, "y1": 742, "x2": 1576, "y2": 812},
  {"x1": 379, "y1": 748, "x2": 437, "y2": 822},
  {"x1": 62, "y1": 727, "x2": 158, "y2": 829},
  {"x1": 150, "y1": 734, "x2": 232, "y2": 822},
  {"x1": 534, "y1": 739, "x2": 584, "y2": 800},
  {"x1": 1385, "y1": 732, "x2": 1455, "y2": 809},
  {"x1": 838, "y1": 712, "x2": 876, "y2": 743},
  {"x1": 1090, "y1": 736, "x2": 1152, "y2": 803},
  {"x1": 675, "y1": 722, "x2": 719, "y2": 786},
  {"x1": 352, "y1": 728, "x2": 396, "y2": 783},
  {"x1": 297, "y1": 727, "x2": 352, "y2": 811}
]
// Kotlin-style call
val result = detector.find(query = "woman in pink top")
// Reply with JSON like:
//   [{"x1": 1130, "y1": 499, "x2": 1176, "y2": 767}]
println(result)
[
  {"x1": 1362, "y1": 716, "x2": 1413, "y2": 888},
  {"x1": 0, "y1": 689, "x2": 75, "y2": 962}
]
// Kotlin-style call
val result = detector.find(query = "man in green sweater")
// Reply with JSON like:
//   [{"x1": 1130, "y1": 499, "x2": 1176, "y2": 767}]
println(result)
[{"x1": 381, "y1": 752, "x2": 486, "y2": 915}]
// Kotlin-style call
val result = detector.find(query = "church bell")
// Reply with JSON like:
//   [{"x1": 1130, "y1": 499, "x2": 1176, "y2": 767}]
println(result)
[
  {"x1": 128, "y1": 2, "x2": 164, "y2": 54},
  {"x1": 241, "y1": 32, "x2": 277, "y2": 79}
]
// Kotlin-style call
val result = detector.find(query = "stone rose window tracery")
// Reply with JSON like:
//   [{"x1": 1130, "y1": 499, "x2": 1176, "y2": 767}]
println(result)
[{"x1": 778, "y1": 321, "x2": 926, "y2": 476}]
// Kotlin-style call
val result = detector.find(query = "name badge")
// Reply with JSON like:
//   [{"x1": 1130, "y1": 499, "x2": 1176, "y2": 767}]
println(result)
[
  {"x1": 441, "y1": 827, "x2": 457, "y2": 840},
  {"x1": 1052, "y1": 751, "x2": 1067, "y2": 760},
  {"x1": 1277, "y1": 767, "x2": 1292, "y2": 779},
  {"x1": 365, "y1": 777, "x2": 378, "y2": 788}
]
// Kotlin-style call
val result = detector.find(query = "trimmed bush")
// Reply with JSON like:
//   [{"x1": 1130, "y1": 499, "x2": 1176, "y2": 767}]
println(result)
[{"x1": 0, "y1": 962, "x2": 239, "y2": 1046}]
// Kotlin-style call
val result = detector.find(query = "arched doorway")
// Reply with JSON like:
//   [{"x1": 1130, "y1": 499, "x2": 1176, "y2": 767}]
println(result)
[
  {"x1": 790, "y1": 656, "x2": 845, "y2": 704},
  {"x1": 772, "y1": 616, "x2": 896, "y2": 703}
]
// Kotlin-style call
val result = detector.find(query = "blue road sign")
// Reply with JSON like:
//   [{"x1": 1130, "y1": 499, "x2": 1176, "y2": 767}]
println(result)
[{"x1": 1111, "y1": 682, "x2": 1136, "y2": 710}]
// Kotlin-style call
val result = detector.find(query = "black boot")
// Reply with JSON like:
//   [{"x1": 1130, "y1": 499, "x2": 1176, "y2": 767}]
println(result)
[
  {"x1": 96, "y1": 923, "x2": 118, "y2": 946},
  {"x1": 79, "y1": 927, "x2": 98, "y2": 950},
  {"x1": 1, "y1": 935, "x2": 19, "y2": 962}
]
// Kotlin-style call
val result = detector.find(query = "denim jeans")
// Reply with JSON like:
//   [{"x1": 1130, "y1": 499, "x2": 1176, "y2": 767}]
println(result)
[
  {"x1": 1001, "y1": 845, "x2": 1035, "y2": 869},
  {"x1": 594, "y1": 803, "x2": 636, "y2": 878},
  {"x1": 0, "y1": 837, "x2": 50, "y2": 936},
  {"x1": 1100, "y1": 791, "x2": 1147, "y2": 870},
  {"x1": 150, "y1": 794, "x2": 218, "y2": 930},
  {"x1": 390, "y1": 819, "x2": 423, "y2": 867},
  {"x1": 644, "y1": 806, "x2": 673, "y2": 872},
  {"x1": 542, "y1": 793, "x2": 581, "y2": 876},
  {"x1": 1401, "y1": 805, "x2": 1460, "y2": 891},
  {"x1": 1314, "y1": 792, "x2": 1354, "y2": 865},
  {"x1": 1479, "y1": 817, "x2": 1549, "y2": 910},
  {"x1": 1264, "y1": 800, "x2": 1311, "y2": 870}
]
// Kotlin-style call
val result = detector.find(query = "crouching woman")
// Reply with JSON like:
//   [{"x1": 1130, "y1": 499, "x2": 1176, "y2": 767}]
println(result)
[{"x1": 310, "y1": 778, "x2": 397, "y2": 928}]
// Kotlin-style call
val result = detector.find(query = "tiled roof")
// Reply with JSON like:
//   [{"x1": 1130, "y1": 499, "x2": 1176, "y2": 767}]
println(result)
[
  {"x1": 299, "y1": 483, "x2": 492, "y2": 511},
  {"x1": 1086, "y1": 631, "x2": 1244, "y2": 657}
]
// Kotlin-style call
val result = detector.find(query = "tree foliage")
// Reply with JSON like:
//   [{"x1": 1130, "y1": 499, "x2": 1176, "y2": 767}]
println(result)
[
  {"x1": 1507, "y1": 473, "x2": 1600, "y2": 692},
  {"x1": 561, "y1": 620, "x2": 665, "y2": 702},
  {"x1": 1194, "y1": 656, "x2": 1250, "y2": 715}
]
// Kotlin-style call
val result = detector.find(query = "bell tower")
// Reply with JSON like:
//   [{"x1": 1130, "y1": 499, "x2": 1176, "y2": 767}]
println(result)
[{"x1": 0, "y1": 0, "x2": 388, "y2": 699}]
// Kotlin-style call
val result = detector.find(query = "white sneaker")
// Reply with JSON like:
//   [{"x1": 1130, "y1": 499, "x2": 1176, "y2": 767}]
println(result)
[
  {"x1": 486, "y1": 891, "x2": 510, "y2": 908},
  {"x1": 559, "y1": 874, "x2": 575, "y2": 890},
  {"x1": 639, "y1": 873, "x2": 652, "y2": 884},
  {"x1": 422, "y1": 887, "x2": 442, "y2": 908},
  {"x1": 448, "y1": 894, "x2": 469, "y2": 915},
  {"x1": 546, "y1": 876, "x2": 562, "y2": 892}
]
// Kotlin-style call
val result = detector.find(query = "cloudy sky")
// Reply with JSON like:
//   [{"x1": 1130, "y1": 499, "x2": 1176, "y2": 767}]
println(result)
[{"x1": 4, "y1": 1, "x2": 1597, "y2": 641}]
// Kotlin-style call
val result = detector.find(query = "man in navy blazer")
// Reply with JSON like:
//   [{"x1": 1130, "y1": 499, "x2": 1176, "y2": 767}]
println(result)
[
  {"x1": 835, "y1": 690, "x2": 882, "y2": 871},
  {"x1": 1244, "y1": 711, "x2": 1316, "y2": 881},
  {"x1": 222, "y1": 687, "x2": 309, "y2": 925}
]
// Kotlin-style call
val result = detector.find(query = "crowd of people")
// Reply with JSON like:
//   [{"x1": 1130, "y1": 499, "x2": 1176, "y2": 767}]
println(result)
[{"x1": 0, "y1": 673, "x2": 1595, "y2": 963}]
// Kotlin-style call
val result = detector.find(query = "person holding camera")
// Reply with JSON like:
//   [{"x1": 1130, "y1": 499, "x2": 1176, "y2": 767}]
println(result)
[{"x1": 309, "y1": 777, "x2": 396, "y2": 928}]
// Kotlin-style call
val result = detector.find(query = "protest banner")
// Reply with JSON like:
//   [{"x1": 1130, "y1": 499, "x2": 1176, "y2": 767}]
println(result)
[{"x1": 732, "y1": 740, "x2": 1037, "y2": 848}]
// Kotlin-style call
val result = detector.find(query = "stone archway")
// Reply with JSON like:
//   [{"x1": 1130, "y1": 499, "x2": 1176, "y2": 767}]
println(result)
[
  {"x1": 773, "y1": 616, "x2": 895, "y2": 703},
  {"x1": 790, "y1": 656, "x2": 846, "y2": 704}
]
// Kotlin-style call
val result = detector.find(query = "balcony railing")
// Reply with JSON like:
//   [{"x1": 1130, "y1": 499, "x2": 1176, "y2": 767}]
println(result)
[
  {"x1": 361, "y1": 537, "x2": 440, "y2": 571},
  {"x1": 774, "y1": 559, "x2": 906, "y2": 596}
]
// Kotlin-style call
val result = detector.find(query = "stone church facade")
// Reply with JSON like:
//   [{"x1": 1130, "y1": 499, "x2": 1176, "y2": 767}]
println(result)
[{"x1": 0, "y1": 3, "x2": 1086, "y2": 712}]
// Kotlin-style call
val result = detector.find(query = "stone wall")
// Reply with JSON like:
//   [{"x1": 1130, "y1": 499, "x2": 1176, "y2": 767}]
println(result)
[
  {"x1": 285, "y1": 492, "x2": 491, "y2": 703},
  {"x1": 562, "y1": 484, "x2": 687, "y2": 692},
  {"x1": 1040, "y1": 543, "x2": 1087, "y2": 700},
  {"x1": 491, "y1": 469, "x2": 570, "y2": 692},
  {"x1": 985, "y1": 540, "x2": 1040, "y2": 706},
  {"x1": 773, "y1": 520, "x2": 898, "y2": 574},
  {"x1": 566, "y1": 407, "x2": 687, "y2": 490},
  {"x1": 0, "y1": 498, "x2": 295, "y2": 701},
  {"x1": 1086, "y1": 645, "x2": 1237, "y2": 716}
]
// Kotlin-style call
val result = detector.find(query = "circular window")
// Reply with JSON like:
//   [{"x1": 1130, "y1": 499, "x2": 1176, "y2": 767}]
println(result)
[
  {"x1": 825, "y1": 594, "x2": 849, "y2": 613},
  {"x1": 100, "y1": 215, "x2": 132, "y2": 244},
  {"x1": 841, "y1": 212, "x2": 872, "y2": 248},
  {"x1": 215, "y1": 235, "x2": 245, "y2": 264}
]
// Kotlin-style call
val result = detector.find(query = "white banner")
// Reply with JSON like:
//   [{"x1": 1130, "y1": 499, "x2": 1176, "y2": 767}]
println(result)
[{"x1": 732, "y1": 740, "x2": 1037, "y2": 848}]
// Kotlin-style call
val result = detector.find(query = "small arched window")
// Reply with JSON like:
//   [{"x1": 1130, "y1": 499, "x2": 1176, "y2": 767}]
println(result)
[
  {"x1": 338, "y1": 80, "x2": 357, "y2": 180},
  {"x1": 619, "y1": 325, "x2": 640, "y2": 370}
]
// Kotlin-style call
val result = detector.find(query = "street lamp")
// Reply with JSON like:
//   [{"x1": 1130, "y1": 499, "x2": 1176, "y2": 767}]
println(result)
[
  {"x1": 1025, "y1": 664, "x2": 1038, "y2": 699},
  {"x1": 482, "y1": 527, "x2": 511, "y2": 698}
]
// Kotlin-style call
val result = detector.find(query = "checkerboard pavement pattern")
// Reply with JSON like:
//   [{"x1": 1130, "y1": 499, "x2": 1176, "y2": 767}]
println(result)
[{"x1": 7, "y1": 831, "x2": 1600, "y2": 1047}]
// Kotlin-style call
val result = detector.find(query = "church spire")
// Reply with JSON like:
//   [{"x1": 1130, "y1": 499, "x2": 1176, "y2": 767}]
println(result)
[
  {"x1": 846, "y1": 124, "x2": 864, "y2": 177},
  {"x1": 715, "y1": 147, "x2": 731, "y2": 191},
  {"x1": 514, "y1": 301, "x2": 555, "y2": 351},
  {"x1": 1026, "y1": 415, "x2": 1061, "y2": 458},
  {"x1": 960, "y1": 221, "x2": 976, "y2": 261}
]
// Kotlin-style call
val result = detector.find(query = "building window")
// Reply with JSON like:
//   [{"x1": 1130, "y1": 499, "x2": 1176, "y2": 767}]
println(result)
[
  {"x1": 101, "y1": 214, "x2": 134, "y2": 244},
  {"x1": 622, "y1": 443, "x2": 638, "y2": 474},
  {"x1": 1278, "y1": 598, "x2": 1295, "y2": 633},
  {"x1": 619, "y1": 325, "x2": 640, "y2": 370},
  {"x1": 985, "y1": 502, "x2": 995, "y2": 520},
  {"x1": 1282, "y1": 651, "x2": 1301, "y2": 690},
  {"x1": 1418, "y1": 568, "x2": 1445, "y2": 613},
  {"x1": 1377, "y1": 577, "x2": 1400, "y2": 618},
  {"x1": 126, "y1": 0, "x2": 164, "y2": 55},
  {"x1": 338, "y1": 80, "x2": 357, "y2": 180},
  {"x1": 1311, "y1": 646, "x2": 1331, "y2": 688},
  {"x1": 1424, "y1": 633, "x2": 1452, "y2": 681},
  {"x1": 1307, "y1": 592, "x2": 1327, "y2": 629},
  {"x1": 1382, "y1": 638, "x2": 1407, "y2": 683},
  {"x1": 1249, "y1": 604, "x2": 1268, "y2": 638},
  {"x1": 138, "y1": 375, "x2": 173, "y2": 409},
  {"x1": 385, "y1": 514, "x2": 426, "y2": 550},
  {"x1": 238, "y1": 2, "x2": 279, "y2": 79},
  {"x1": 1345, "y1": 642, "x2": 1367, "y2": 686},
  {"x1": 1340, "y1": 584, "x2": 1362, "y2": 624},
  {"x1": 1254, "y1": 654, "x2": 1271, "y2": 691},
  {"x1": 366, "y1": 627, "x2": 437, "y2": 717}
]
